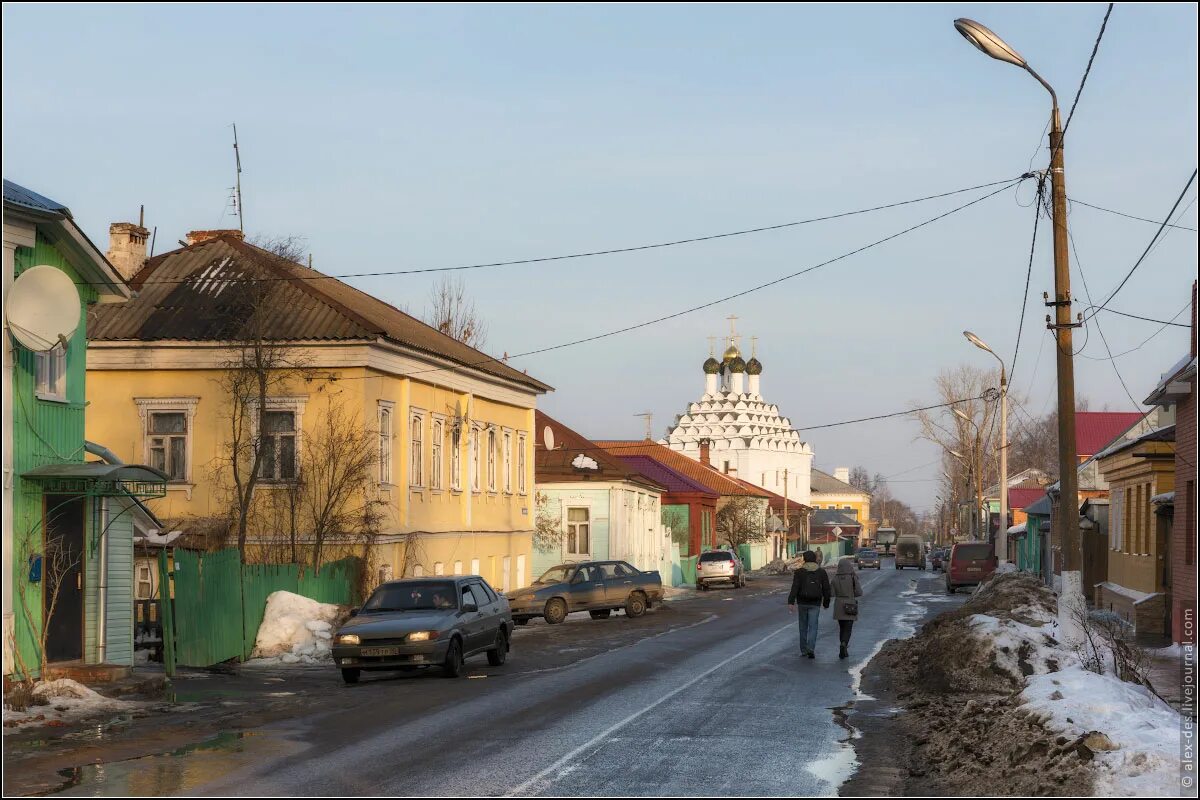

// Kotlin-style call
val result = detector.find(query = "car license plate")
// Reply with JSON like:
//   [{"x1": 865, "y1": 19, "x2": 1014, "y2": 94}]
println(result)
[
  {"x1": 967, "y1": 567, "x2": 981, "y2": 572},
  {"x1": 360, "y1": 646, "x2": 400, "y2": 657}
]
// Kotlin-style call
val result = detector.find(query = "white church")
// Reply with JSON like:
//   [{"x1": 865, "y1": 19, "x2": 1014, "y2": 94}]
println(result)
[{"x1": 662, "y1": 321, "x2": 814, "y2": 506}]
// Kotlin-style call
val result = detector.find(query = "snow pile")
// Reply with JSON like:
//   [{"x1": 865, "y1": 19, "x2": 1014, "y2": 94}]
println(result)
[
  {"x1": 1021, "y1": 665, "x2": 1182, "y2": 796},
  {"x1": 3, "y1": 679, "x2": 135, "y2": 732},
  {"x1": 248, "y1": 591, "x2": 349, "y2": 665}
]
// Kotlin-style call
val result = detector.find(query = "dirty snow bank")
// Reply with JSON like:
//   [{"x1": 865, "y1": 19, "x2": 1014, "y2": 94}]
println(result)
[
  {"x1": 3, "y1": 679, "x2": 137, "y2": 732},
  {"x1": 247, "y1": 591, "x2": 349, "y2": 665}
]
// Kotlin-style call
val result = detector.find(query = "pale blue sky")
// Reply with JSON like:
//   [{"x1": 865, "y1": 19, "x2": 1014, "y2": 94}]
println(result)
[{"x1": 4, "y1": 3, "x2": 1196, "y2": 513}]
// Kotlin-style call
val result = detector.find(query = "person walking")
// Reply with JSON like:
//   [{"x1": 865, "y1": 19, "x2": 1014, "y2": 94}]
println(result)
[
  {"x1": 832, "y1": 557, "x2": 864, "y2": 660},
  {"x1": 788, "y1": 550, "x2": 830, "y2": 659}
]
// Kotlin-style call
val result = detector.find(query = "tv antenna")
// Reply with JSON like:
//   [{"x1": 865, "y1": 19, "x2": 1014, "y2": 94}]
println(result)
[
  {"x1": 231, "y1": 123, "x2": 244, "y2": 232},
  {"x1": 634, "y1": 412, "x2": 653, "y2": 440}
]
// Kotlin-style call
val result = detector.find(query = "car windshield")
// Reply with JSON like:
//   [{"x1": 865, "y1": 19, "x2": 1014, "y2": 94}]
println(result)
[
  {"x1": 535, "y1": 566, "x2": 575, "y2": 584},
  {"x1": 362, "y1": 581, "x2": 457, "y2": 612},
  {"x1": 858, "y1": 550, "x2": 876, "y2": 556}
]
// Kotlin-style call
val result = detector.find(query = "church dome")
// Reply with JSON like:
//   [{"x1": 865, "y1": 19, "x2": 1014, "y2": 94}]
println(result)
[
  {"x1": 728, "y1": 356, "x2": 747, "y2": 373},
  {"x1": 746, "y1": 357, "x2": 762, "y2": 375},
  {"x1": 703, "y1": 357, "x2": 721, "y2": 374},
  {"x1": 722, "y1": 343, "x2": 741, "y2": 361}
]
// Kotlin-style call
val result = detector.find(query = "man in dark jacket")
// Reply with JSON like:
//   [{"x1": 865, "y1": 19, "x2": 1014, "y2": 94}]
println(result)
[{"x1": 787, "y1": 550, "x2": 831, "y2": 659}]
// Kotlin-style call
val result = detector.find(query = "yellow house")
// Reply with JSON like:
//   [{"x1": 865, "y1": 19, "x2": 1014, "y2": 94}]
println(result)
[
  {"x1": 86, "y1": 229, "x2": 551, "y2": 592},
  {"x1": 1095, "y1": 425, "x2": 1175, "y2": 637},
  {"x1": 810, "y1": 468, "x2": 876, "y2": 542}
]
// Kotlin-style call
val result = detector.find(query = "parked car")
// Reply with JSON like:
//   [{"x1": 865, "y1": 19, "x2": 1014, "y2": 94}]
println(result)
[
  {"x1": 506, "y1": 560, "x2": 664, "y2": 624},
  {"x1": 894, "y1": 534, "x2": 926, "y2": 569},
  {"x1": 695, "y1": 549, "x2": 746, "y2": 590},
  {"x1": 945, "y1": 542, "x2": 999, "y2": 594},
  {"x1": 854, "y1": 548, "x2": 881, "y2": 569},
  {"x1": 930, "y1": 548, "x2": 948, "y2": 572},
  {"x1": 331, "y1": 577, "x2": 513, "y2": 684}
]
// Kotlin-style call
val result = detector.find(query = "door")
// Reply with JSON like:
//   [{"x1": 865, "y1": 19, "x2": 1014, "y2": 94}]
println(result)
[
  {"x1": 459, "y1": 583, "x2": 487, "y2": 652},
  {"x1": 600, "y1": 562, "x2": 635, "y2": 603},
  {"x1": 569, "y1": 565, "x2": 606, "y2": 610},
  {"x1": 44, "y1": 495, "x2": 86, "y2": 663}
]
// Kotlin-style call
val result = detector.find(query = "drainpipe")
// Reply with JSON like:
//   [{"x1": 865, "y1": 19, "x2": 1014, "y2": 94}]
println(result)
[{"x1": 85, "y1": 441, "x2": 121, "y2": 664}]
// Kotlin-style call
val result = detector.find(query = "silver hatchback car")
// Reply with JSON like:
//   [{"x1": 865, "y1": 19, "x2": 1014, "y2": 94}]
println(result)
[
  {"x1": 331, "y1": 577, "x2": 513, "y2": 684},
  {"x1": 695, "y1": 550, "x2": 745, "y2": 590}
]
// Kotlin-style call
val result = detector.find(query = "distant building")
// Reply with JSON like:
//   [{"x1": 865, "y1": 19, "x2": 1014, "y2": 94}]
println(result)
[{"x1": 810, "y1": 467, "x2": 874, "y2": 544}]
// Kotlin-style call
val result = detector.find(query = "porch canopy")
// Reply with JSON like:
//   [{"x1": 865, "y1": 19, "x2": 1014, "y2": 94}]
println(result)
[{"x1": 22, "y1": 463, "x2": 168, "y2": 499}]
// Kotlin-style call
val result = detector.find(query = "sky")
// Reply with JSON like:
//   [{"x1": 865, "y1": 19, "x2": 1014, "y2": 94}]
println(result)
[{"x1": 3, "y1": 3, "x2": 1196, "y2": 516}]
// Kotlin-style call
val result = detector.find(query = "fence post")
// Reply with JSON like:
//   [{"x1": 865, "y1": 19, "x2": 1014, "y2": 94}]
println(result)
[{"x1": 158, "y1": 548, "x2": 176, "y2": 678}]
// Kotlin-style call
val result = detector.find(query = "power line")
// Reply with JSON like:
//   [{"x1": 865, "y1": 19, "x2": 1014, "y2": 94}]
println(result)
[
  {"x1": 118, "y1": 176, "x2": 1027, "y2": 289},
  {"x1": 1087, "y1": 306, "x2": 1190, "y2": 328},
  {"x1": 1068, "y1": 197, "x2": 1198, "y2": 233},
  {"x1": 1010, "y1": 174, "x2": 1047, "y2": 387},
  {"x1": 1083, "y1": 169, "x2": 1198, "y2": 322},
  {"x1": 1061, "y1": 3, "x2": 1114, "y2": 140},
  {"x1": 1077, "y1": 301, "x2": 1191, "y2": 361}
]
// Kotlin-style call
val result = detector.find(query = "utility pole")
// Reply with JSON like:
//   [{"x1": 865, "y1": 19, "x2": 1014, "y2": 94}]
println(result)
[{"x1": 783, "y1": 467, "x2": 790, "y2": 559}]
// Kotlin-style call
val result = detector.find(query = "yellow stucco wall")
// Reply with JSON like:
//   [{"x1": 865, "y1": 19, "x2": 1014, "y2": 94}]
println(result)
[
  {"x1": 86, "y1": 360, "x2": 538, "y2": 589},
  {"x1": 810, "y1": 492, "x2": 871, "y2": 523}
]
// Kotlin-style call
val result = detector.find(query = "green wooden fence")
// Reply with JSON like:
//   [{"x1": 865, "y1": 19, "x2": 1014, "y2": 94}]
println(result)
[{"x1": 163, "y1": 549, "x2": 360, "y2": 670}]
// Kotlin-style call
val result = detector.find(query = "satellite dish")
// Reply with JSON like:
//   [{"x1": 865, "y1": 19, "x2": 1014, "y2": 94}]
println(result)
[
  {"x1": 5, "y1": 266, "x2": 81, "y2": 351},
  {"x1": 543, "y1": 426, "x2": 555, "y2": 451}
]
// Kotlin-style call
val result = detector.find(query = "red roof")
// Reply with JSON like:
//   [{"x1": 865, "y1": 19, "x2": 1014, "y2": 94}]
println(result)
[
  {"x1": 1076, "y1": 412, "x2": 1145, "y2": 457},
  {"x1": 594, "y1": 441, "x2": 771, "y2": 498},
  {"x1": 1007, "y1": 487, "x2": 1048, "y2": 510}
]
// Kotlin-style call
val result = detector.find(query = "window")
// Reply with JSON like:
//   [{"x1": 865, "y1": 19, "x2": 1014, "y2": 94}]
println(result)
[
  {"x1": 566, "y1": 507, "x2": 590, "y2": 557},
  {"x1": 470, "y1": 427, "x2": 481, "y2": 492},
  {"x1": 431, "y1": 419, "x2": 444, "y2": 489},
  {"x1": 451, "y1": 424, "x2": 463, "y2": 490},
  {"x1": 503, "y1": 431, "x2": 513, "y2": 493},
  {"x1": 461, "y1": 584, "x2": 480, "y2": 609},
  {"x1": 487, "y1": 427, "x2": 497, "y2": 492},
  {"x1": 517, "y1": 433, "x2": 527, "y2": 493},
  {"x1": 35, "y1": 342, "x2": 67, "y2": 401},
  {"x1": 410, "y1": 413, "x2": 424, "y2": 487},
  {"x1": 148, "y1": 411, "x2": 188, "y2": 482},
  {"x1": 259, "y1": 411, "x2": 297, "y2": 481},
  {"x1": 378, "y1": 404, "x2": 393, "y2": 484},
  {"x1": 135, "y1": 564, "x2": 154, "y2": 600},
  {"x1": 453, "y1": 560, "x2": 463, "y2": 575},
  {"x1": 471, "y1": 558, "x2": 480, "y2": 575},
  {"x1": 414, "y1": 565, "x2": 425, "y2": 577},
  {"x1": 502, "y1": 556, "x2": 511, "y2": 592},
  {"x1": 434, "y1": 561, "x2": 444, "y2": 576}
]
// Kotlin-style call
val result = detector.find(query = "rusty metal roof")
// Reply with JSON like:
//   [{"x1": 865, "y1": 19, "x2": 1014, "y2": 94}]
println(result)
[{"x1": 89, "y1": 236, "x2": 551, "y2": 392}]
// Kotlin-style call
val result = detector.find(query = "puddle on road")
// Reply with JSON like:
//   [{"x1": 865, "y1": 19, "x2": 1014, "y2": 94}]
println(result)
[
  {"x1": 804, "y1": 703, "x2": 861, "y2": 796},
  {"x1": 39, "y1": 729, "x2": 295, "y2": 797}
]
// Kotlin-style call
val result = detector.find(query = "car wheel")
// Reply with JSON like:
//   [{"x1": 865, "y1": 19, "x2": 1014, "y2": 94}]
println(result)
[
  {"x1": 341, "y1": 668, "x2": 360, "y2": 685},
  {"x1": 544, "y1": 598, "x2": 568, "y2": 625},
  {"x1": 589, "y1": 609, "x2": 612, "y2": 620},
  {"x1": 625, "y1": 592, "x2": 648, "y2": 618},
  {"x1": 487, "y1": 629, "x2": 508, "y2": 666},
  {"x1": 443, "y1": 637, "x2": 465, "y2": 677},
  {"x1": 697, "y1": 582, "x2": 708, "y2": 591}
]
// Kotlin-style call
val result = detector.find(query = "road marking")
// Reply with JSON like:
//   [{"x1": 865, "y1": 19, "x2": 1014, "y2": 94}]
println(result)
[{"x1": 504, "y1": 621, "x2": 793, "y2": 796}]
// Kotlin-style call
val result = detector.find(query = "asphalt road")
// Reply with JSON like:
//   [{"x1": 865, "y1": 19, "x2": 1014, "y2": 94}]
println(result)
[{"x1": 41, "y1": 565, "x2": 960, "y2": 797}]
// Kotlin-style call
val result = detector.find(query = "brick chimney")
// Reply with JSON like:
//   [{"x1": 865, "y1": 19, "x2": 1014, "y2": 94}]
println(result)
[
  {"x1": 107, "y1": 222, "x2": 150, "y2": 281},
  {"x1": 186, "y1": 229, "x2": 244, "y2": 246},
  {"x1": 699, "y1": 438, "x2": 712, "y2": 467}
]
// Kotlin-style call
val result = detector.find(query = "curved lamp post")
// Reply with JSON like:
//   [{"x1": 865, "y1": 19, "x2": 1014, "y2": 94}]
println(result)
[
  {"x1": 953, "y1": 18, "x2": 1080, "y2": 591},
  {"x1": 964, "y1": 331, "x2": 1009, "y2": 563}
]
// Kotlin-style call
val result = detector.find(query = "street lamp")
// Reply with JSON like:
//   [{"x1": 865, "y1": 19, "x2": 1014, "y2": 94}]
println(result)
[
  {"x1": 953, "y1": 18, "x2": 1082, "y2": 599},
  {"x1": 965, "y1": 331, "x2": 1009, "y2": 564}
]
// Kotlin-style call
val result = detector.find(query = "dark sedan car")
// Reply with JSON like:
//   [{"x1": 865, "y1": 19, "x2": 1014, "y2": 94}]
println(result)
[
  {"x1": 331, "y1": 577, "x2": 513, "y2": 684},
  {"x1": 506, "y1": 560, "x2": 663, "y2": 625},
  {"x1": 854, "y1": 548, "x2": 881, "y2": 569}
]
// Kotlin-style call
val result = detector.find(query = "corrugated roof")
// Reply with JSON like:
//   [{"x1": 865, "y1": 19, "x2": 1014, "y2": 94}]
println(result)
[
  {"x1": 614, "y1": 455, "x2": 718, "y2": 497},
  {"x1": 1007, "y1": 487, "x2": 1048, "y2": 510},
  {"x1": 1076, "y1": 411, "x2": 1145, "y2": 457},
  {"x1": 3, "y1": 179, "x2": 69, "y2": 216},
  {"x1": 534, "y1": 412, "x2": 662, "y2": 490},
  {"x1": 89, "y1": 236, "x2": 550, "y2": 392},
  {"x1": 811, "y1": 468, "x2": 867, "y2": 495},
  {"x1": 594, "y1": 441, "x2": 771, "y2": 498}
]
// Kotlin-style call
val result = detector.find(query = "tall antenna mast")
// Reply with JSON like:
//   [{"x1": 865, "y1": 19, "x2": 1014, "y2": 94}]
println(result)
[
  {"x1": 634, "y1": 412, "x2": 654, "y2": 441},
  {"x1": 232, "y1": 123, "x2": 244, "y2": 232}
]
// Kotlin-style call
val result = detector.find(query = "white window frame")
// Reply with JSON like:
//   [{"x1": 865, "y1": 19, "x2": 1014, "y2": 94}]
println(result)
[
  {"x1": 378, "y1": 401, "x2": 395, "y2": 485},
  {"x1": 35, "y1": 342, "x2": 68, "y2": 402},
  {"x1": 487, "y1": 426, "x2": 498, "y2": 492},
  {"x1": 517, "y1": 432, "x2": 527, "y2": 494},
  {"x1": 410, "y1": 410, "x2": 426, "y2": 488},
  {"x1": 135, "y1": 397, "x2": 200, "y2": 487},
  {"x1": 502, "y1": 429, "x2": 513, "y2": 494},
  {"x1": 565, "y1": 506, "x2": 591, "y2": 559},
  {"x1": 470, "y1": 424, "x2": 482, "y2": 493},
  {"x1": 249, "y1": 396, "x2": 306, "y2": 483},
  {"x1": 430, "y1": 416, "x2": 445, "y2": 490},
  {"x1": 451, "y1": 421, "x2": 463, "y2": 491}
]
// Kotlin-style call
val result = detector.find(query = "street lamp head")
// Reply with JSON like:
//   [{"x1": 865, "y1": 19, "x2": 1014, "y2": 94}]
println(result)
[
  {"x1": 953, "y1": 18, "x2": 1027, "y2": 68},
  {"x1": 953, "y1": 407, "x2": 972, "y2": 423},
  {"x1": 963, "y1": 330, "x2": 995, "y2": 354}
]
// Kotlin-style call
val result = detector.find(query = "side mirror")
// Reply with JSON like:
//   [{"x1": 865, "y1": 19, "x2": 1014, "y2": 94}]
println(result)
[{"x1": 461, "y1": 603, "x2": 478, "y2": 614}]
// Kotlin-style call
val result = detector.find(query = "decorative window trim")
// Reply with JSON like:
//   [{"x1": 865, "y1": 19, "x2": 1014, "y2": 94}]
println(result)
[
  {"x1": 135, "y1": 397, "x2": 200, "y2": 493},
  {"x1": 450, "y1": 417, "x2": 464, "y2": 492},
  {"x1": 502, "y1": 428, "x2": 513, "y2": 494},
  {"x1": 517, "y1": 431, "x2": 528, "y2": 495},
  {"x1": 248, "y1": 396, "x2": 307, "y2": 483},
  {"x1": 430, "y1": 415, "x2": 445, "y2": 491},
  {"x1": 470, "y1": 424, "x2": 483, "y2": 493},
  {"x1": 486, "y1": 425, "x2": 498, "y2": 493},
  {"x1": 409, "y1": 408, "x2": 426, "y2": 488},
  {"x1": 378, "y1": 400, "x2": 395, "y2": 486}
]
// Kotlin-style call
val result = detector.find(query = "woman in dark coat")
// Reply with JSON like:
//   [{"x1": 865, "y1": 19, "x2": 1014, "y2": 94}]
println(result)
[{"x1": 832, "y1": 558, "x2": 864, "y2": 660}]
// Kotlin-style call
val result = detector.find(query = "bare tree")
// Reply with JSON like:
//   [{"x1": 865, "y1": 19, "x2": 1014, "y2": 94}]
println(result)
[
  {"x1": 532, "y1": 492, "x2": 564, "y2": 552},
  {"x1": 715, "y1": 497, "x2": 768, "y2": 548},
  {"x1": 8, "y1": 522, "x2": 82, "y2": 688},
  {"x1": 424, "y1": 275, "x2": 488, "y2": 350}
]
